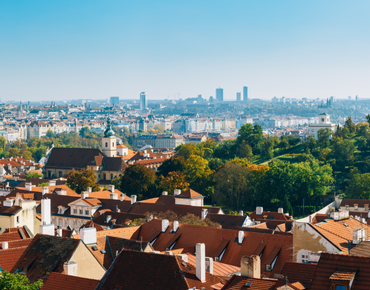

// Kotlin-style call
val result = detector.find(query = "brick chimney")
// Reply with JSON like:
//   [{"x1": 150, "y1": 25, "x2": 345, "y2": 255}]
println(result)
[
  {"x1": 196, "y1": 243, "x2": 206, "y2": 282},
  {"x1": 241, "y1": 255, "x2": 261, "y2": 279}
]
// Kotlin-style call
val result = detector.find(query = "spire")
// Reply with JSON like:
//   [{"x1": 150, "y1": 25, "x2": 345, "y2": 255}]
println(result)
[{"x1": 104, "y1": 116, "x2": 115, "y2": 137}]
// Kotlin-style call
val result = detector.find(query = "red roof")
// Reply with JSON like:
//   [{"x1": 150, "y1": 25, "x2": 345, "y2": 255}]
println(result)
[
  {"x1": 0, "y1": 246, "x2": 28, "y2": 271},
  {"x1": 41, "y1": 272, "x2": 99, "y2": 290}
]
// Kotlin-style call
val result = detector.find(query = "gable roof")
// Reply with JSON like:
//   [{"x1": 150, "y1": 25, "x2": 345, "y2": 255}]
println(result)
[
  {"x1": 132, "y1": 219, "x2": 292, "y2": 277},
  {"x1": 274, "y1": 262, "x2": 317, "y2": 288},
  {"x1": 95, "y1": 250, "x2": 225, "y2": 290},
  {"x1": 11, "y1": 234, "x2": 81, "y2": 283},
  {"x1": 0, "y1": 246, "x2": 29, "y2": 271},
  {"x1": 310, "y1": 253, "x2": 370, "y2": 289},
  {"x1": 45, "y1": 147, "x2": 104, "y2": 169},
  {"x1": 176, "y1": 189, "x2": 203, "y2": 199},
  {"x1": 221, "y1": 276, "x2": 276, "y2": 290},
  {"x1": 207, "y1": 213, "x2": 246, "y2": 230},
  {"x1": 41, "y1": 272, "x2": 99, "y2": 290}
]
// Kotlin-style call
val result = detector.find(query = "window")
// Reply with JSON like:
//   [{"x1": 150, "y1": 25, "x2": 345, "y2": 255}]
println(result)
[
  {"x1": 301, "y1": 254, "x2": 308, "y2": 263},
  {"x1": 74, "y1": 209, "x2": 77, "y2": 214},
  {"x1": 85, "y1": 210, "x2": 89, "y2": 215},
  {"x1": 112, "y1": 142, "x2": 115, "y2": 147},
  {"x1": 335, "y1": 285, "x2": 346, "y2": 290},
  {"x1": 59, "y1": 171, "x2": 63, "y2": 178},
  {"x1": 79, "y1": 210, "x2": 83, "y2": 214},
  {"x1": 354, "y1": 204, "x2": 358, "y2": 210},
  {"x1": 16, "y1": 216, "x2": 19, "y2": 223},
  {"x1": 345, "y1": 205, "x2": 349, "y2": 210},
  {"x1": 322, "y1": 118, "x2": 324, "y2": 122},
  {"x1": 105, "y1": 142, "x2": 108, "y2": 147},
  {"x1": 111, "y1": 174, "x2": 113, "y2": 179}
]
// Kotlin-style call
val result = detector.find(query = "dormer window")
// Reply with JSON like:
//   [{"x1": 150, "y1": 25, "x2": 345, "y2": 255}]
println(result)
[
  {"x1": 73, "y1": 209, "x2": 77, "y2": 214},
  {"x1": 105, "y1": 142, "x2": 108, "y2": 147}
]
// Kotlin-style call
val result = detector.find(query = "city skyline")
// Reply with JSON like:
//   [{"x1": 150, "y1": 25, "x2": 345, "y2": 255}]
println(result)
[{"x1": 1, "y1": 0, "x2": 370, "y2": 101}]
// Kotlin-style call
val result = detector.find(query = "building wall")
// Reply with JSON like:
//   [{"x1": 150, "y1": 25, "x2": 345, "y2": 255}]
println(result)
[
  {"x1": 293, "y1": 222, "x2": 341, "y2": 263},
  {"x1": 70, "y1": 242, "x2": 106, "y2": 279}
]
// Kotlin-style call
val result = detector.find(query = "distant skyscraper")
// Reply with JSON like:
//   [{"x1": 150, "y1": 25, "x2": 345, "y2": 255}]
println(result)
[
  {"x1": 216, "y1": 88, "x2": 223, "y2": 102},
  {"x1": 243, "y1": 86, "x2": 248, "y2": 101},
  {"x1": 236, "y1": 92, "x2": 241, "y2": 101},
  {"x1": 140, "y1": 92, "x2": 147, "y2": 110},
  {"x1": 110, "y1": 96, "x2": 119, "y2": 106}
]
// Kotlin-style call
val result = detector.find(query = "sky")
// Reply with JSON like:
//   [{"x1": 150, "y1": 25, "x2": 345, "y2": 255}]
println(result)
[{"x1": 1, "y1": 0, "x2": 370, "y2": 101}]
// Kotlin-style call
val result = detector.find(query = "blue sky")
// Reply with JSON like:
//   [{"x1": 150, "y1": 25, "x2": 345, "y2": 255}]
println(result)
[{"x1": 1, "y1": 0, "x2": 369, "y2": 101}]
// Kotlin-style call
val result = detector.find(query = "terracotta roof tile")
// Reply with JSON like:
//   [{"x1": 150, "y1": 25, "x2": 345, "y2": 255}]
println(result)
[
  {"x1": 41, "y1": 272, "x2": 99, "y2": 290},
  {"x1": 221, "y1": 276, "x2": 276, "y2": 290},
  {"x1": 0, "y1": 246, "x2": 28, "y2": 271}
]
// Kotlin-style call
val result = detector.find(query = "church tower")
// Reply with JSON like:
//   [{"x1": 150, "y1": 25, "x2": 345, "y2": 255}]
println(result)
[{"x1": 102, "y1": 116, "x2": 117, "y2": 157}]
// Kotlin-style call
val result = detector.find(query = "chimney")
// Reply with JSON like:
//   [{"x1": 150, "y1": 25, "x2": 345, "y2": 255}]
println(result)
[
  {"x1": 205, "y1": 257, "x2": 213, "y2": 275},
  {"x1": 63, "y1": 261, "x2": 77, "y2": 276},
  {"x1": 2, "y1": 242, "x2": 8, "y2": 250},
  {"x1": 3, "y1": 199, "x2": 14, "y2": 207},
  {"x1": 162, "y1": 219, "x2": 169, "y2": 232},
  {"x1": 120, "y1": 194, "x2": 125, "y2": 202},
  {"x1": 25, "y1": 182, "x2": 32, "y2": 191},
  {"x1": 196, "y1": 243, "x2": 206, "y2": 283},
  {"x1": 201, "y1": 208, "x2": 208, "y2": 220},
  {"x1": 56, "y1": 226, "x2": 63, "y2": 237},
  {"x1": 56, "y1": 189, "x2": 67, "y2": 196},
  {"x1": 238, "y1": 231, "x2": 244, "y2": 244},
  {"x1": 42, "y1": 186, "x2": 49, "y2": 195},
  {"x1": 278, "y1": 208, "x2": 284, "y2": 214},
  {"x1": 131, "y1": 195, "x2": 137, "y2": 205},
  {"x1": 39, "y1": 198, "x2": 54, "y2": 236},
  {"x1": 177, "y1": 254, "x2": 188, "y2": 262},
  {"x1": 256, "y1": 206, "x2": 263, "y2": 215},
  {"x1": 41, "y1": 198, "x2": 51, "y2": 225},
  {"x1": 173, "y1": 221, "x2": 179, "y2": 232},
  {"x1": 80, "y1": 227, "x2": 97, "y2": 245},
  {"x1": 87, "y1": 187, "x2": 92, "y2": 193},
  {"x1": 162, "y1": 191, "x2": 168, "y2": 195},
  {"x1": 106, "y1": 215, "x2": 112, "y2": 223},
  {"x1": 110, "y1": 193, "x2": 118, "y2": 200},
  {"x1": 239, "y1": 210, "x2": 244, "y2": 216},
  {"x1": 49, "y1": 180, "x2": 56, "y2": 186},
  {"x1": 174, "y1": 189, "x2": 181, "y2": 196},
  {"x1": 241, "y1": 255, "x2": 261, "y2": 279},
  {"x1": 108, "y1": 185, "x2": 115, "y2": 193},
  {"x1": 81, "y1": 191, "x2": 89, "y2": 199}
]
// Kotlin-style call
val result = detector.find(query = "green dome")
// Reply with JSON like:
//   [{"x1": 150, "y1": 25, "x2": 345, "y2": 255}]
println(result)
[{"x1": 104, "y1": 116, "x2": 115, "y2": 137}]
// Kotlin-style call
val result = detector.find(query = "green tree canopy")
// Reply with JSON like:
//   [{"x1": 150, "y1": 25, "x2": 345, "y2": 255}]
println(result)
[
  {"x1": 65, "y1": 168, "x2": 100, "y2": 194},
  {"x1": 0, "y1": 271, "x2": 43, "y2": 290}
]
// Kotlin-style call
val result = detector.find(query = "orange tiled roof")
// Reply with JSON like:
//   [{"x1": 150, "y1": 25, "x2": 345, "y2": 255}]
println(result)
[
  {"x1": 0, "y1": 246, "x2": 28, "y2": 271},
  {"x1": 186, "y1": 253, "x2": 240, "y2": 276},
  {"x1": 41, "y1": 272, "x2": 99, "y2": 290}
]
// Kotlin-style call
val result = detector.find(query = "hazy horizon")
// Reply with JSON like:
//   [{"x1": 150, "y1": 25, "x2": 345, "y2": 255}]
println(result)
[{"x1": 1, "y1": 0, "x2": 369, "y2": 101}]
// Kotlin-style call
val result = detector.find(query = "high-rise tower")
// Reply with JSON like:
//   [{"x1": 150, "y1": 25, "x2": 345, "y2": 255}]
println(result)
[
  {"x1": 216, "y1": 88, "x2": 223, "y2": 102},
  {"x1": 243, "y1": 86, "x2": 248, "y2": 101},
  {"x1": 140, "y1": 92, "x2": 147, "y2": 110}
]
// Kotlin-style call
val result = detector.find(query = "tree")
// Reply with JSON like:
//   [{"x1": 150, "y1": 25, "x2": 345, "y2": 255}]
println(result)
[
  {"x1": 65, "y1": 168, "x2": 100, "y2": 194},
  {"x1": 330, "y1": 137, "x2": 356, "y2": 169},
  {"x1": 208, "y1": 158, "x2": 224, "y2": 170},
  {"x1": 120, "y1": 164, "x2": 158, "y2": 200},
  {"x1": 213, "y1": 162, "x2": 251, "y2": 211},
  {"x1": 317, "y1": 128, "x2": 331, "y2": 148},
  {"x1": 281, "y1": 195, "x2": 294, "y2": 217},
  {"x1": 261, "y1": 138, "x2": 274, "y2": 160},
  {"x1": 182, "y1": 155, "x2": 213, "y2": 198},
  {"x1": 0, "y1": 271, "x2": 43, "y2": 290},
  {"x1": 344, "y1": 116, "x2": 356, "y2": 134},
  {"x1": 0, "y1": 136, "x2": 6, "y2": 150},
  {"x1": 156, "y1": 156, "x2": 186, "y2": 177},
  {"x1": 345, "y1": 170, "x2": 370, "y2": 199},
  {"x1": 159, "y1": 171, "x2": 190, "y2": 194},
  {"x1": 26, "y1": 171, "x2": 42, "y2": 179},
  {"x1": 366, "y1": 114, "x2": 370, "y2": 126}
]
